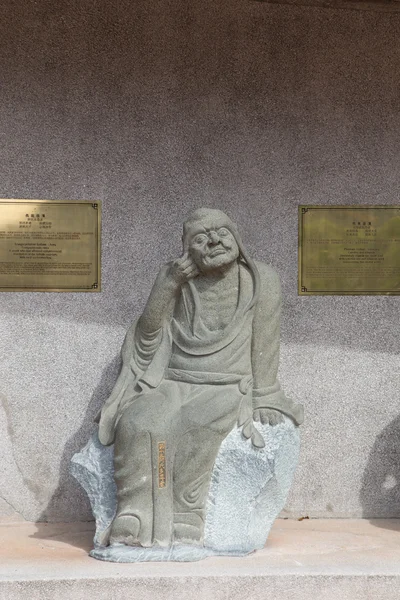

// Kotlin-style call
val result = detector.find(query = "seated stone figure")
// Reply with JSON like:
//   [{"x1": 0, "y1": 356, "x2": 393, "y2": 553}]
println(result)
[{"x1": 97, "y1": 208, "x2": 303, "y2": 549}]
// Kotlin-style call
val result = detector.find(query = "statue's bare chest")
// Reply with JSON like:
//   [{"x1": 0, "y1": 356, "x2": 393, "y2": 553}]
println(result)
[{"x1": 196, "y1": 285, "x2": 238, "y2": 331}]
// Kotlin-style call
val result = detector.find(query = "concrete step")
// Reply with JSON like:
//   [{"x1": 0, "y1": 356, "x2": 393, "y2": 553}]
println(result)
[{"x1": 0, "y1": 519, "x2": 399, "y2": 599}]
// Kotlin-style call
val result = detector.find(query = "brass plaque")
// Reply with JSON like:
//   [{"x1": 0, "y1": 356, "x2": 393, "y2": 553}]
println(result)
[
  {"x1": 0, "y1": 199, "x2": 101, "y2": 292},
  {"x1": 299, "y1": 206, "x2": 400, "y2": 295},
  {"x1": 158, "y1": 442, "x2": 166, "y2": 489}
]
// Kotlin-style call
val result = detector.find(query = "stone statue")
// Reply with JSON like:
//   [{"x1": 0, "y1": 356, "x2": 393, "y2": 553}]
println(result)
[{"x1": 72, "y1": 208, "x2": 303, "y2": 562}]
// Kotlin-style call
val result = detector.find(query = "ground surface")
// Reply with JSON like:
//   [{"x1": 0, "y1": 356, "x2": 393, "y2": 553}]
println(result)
[{"x1": 1, "y1": 519, "x2": 399, "y2": 599}]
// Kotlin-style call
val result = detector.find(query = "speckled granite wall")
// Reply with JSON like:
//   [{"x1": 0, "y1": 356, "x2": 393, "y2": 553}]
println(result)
[{"x1": 0, "y1": 0, "x2": 399, "y2": 522}]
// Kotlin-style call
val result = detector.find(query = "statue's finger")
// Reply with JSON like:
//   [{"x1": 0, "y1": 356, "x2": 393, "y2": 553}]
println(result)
[
  {"x1": 260, "y1": 411, "x2": 269, "y2": 425},
  {"x1": 175, "y1": 258, "x2": 189, "y2": 269},
  {"x1": 179, "y1": 257, "x2": 195, "y2": 271},
  {"x1": 184, "y1": 262, "x2": 199, "y2": 273},
  {"x1": 251, "y1": 429, "x2": 265, "y2": 449},
  {"x1": 253, "y1": 410, "x2": 260, "y2": 422},
  {"x1": 181, "y1": 265, "x2": 197, "y2": 277},
  {"x1": 242, "y1": 420, "x2": 253, "y2": 439},
  {"x1": 187, "y1": 266, "x2": 199, "y2": 277}
]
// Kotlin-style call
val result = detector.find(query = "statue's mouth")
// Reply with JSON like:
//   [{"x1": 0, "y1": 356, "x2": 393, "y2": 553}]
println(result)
[{"x1": 209, "y1": 248, "x2": 226, "y2": 257}]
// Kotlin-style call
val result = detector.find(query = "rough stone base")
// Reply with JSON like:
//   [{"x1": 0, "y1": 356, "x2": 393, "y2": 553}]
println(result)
[
  {"x1": 90, "y1": 543, "x2": 246, "y2": 563},
  {"x1": 71, "y1": 417, "x2": 299, "y2": 561}
]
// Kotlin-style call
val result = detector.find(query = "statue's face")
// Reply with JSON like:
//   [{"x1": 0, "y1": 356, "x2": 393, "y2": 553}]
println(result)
[{"x1": 187, "y1": 216, "x2": 239, "y2": 272}]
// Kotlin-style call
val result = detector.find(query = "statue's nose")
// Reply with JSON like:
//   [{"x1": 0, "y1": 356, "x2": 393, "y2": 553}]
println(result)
[{"x1": 208, "y1": 231, "x2": 219, "y2": 244}]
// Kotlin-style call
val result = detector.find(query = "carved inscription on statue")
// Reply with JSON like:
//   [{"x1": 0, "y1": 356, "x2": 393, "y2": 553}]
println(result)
[
  {"x1": 299, "y1": 205, "x2": 400, "y2": 295},
  {"x1": 158, "y1": 442, "x2": 166, "y2": 488},
  {"x1": 0, "y1": 199, "x2": 101, "y2": 291}
]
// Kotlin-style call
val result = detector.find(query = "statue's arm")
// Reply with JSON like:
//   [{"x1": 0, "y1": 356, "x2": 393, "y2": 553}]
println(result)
[
  {"x1": 138, "y1": 255, "x2": 198, "y2": 334},
  {"x1": 251, "y1": 262, "x2": 303, "y2": 427},
  {"x1": 238, "y1": 263, "x2": 285, "y2": 446},
  {"x1": 251, "y1": 262, "x2": 282, "y2": 390},
  {"x1": 251, "y1": 263, "x2": 286, "y2": 426}
]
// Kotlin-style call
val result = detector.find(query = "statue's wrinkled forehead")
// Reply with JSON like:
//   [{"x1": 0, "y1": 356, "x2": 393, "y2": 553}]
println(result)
[{"x1": 183, "y1": 208, "x2": 238, "y2": 240}]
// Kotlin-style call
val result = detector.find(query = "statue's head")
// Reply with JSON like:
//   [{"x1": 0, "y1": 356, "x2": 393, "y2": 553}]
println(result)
[
  {"x1": 183, "y1": 208, "x2": 240, "y2": 273},
  {"x1": 183, "y1": 207, "x2": 260, "y2": 310}
]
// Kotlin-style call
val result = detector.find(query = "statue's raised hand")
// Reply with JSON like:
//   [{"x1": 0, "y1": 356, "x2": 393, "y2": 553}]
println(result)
[
  {"x1": 139, "y1": 254, "x2": 199, "y2": 333},
  {"x1": 167, "y1": 253, "x2": 199, "y2": 286}
]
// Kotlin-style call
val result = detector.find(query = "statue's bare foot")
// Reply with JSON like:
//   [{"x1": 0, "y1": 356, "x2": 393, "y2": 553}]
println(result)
[
  {"x1": 109, "y1": 515, "x2": 141, "y2": 546},
  {"x1": 174, "y1": 525, "x2": 203, "y2": 545},
  {"x1": 173, "y1": 513, "x2": 203, "y2": 545}
]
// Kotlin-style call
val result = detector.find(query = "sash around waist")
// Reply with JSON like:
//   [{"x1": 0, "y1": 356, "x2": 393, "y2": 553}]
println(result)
[{"x1": 165, "y1": 368, "x2": 253, "y2": 394}]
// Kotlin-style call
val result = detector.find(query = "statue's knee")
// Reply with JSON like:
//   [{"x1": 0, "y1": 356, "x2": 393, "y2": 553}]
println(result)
[
  {"x1": 116, "y1": 403, "x2": 145, "y2": 438},
  {"x1": 116, "y1": 414, "x2": 147, "y2": 439},
  {"x1": 116, "y1": 391, "x2": 177, "y2": 438}
]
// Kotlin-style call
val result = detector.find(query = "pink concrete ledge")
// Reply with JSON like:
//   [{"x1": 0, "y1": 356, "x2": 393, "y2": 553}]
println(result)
[{"x1": 0, "y1": 519, "x2": 399, "y2": 599}]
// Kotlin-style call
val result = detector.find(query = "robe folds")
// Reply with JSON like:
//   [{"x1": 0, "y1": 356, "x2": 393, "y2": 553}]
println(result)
[{"x1": 97, "y1": 260, "x2": 303, "y2": 547}]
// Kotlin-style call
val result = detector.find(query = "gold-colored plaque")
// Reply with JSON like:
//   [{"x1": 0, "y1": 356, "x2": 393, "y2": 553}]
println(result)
[
  {"x1": 158, "y1": 442, "x2": 166, "y2": 489},
  {"x1": 299, "y1": 206, "x2": 400, "y2": 295},
  {"x1": 0, "y1": 199, "x2": 101, "y2": 292}
]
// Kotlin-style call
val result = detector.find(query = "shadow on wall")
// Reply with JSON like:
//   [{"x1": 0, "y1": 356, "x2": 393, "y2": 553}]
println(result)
[
  {"x1": 30, "y1": 354, "x2": 121, "y2": 550},
  {"x1": 360, "y1": 414, "x2": 400, "y2": 530}
]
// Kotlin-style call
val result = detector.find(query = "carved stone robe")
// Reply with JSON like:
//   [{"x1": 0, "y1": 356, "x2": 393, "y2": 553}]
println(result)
[{"x1": 98, "y1": 260, "x2": 303, "y2": 547}]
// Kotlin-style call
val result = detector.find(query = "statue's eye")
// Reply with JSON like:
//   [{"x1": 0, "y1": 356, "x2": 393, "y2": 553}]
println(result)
[
  {"x1": 193, "y1": 234, "x2": 207, "y2": 244},
  {"x1": 218, "y1": 228, "x2": 229, "y2": 237}
]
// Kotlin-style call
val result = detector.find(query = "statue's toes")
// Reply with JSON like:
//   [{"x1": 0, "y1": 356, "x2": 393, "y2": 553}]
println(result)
[
  {"x1": 109, "y1": 515, "x2": 141, "y2": 546},
  {"x1": 173, "y1": 511, "x2": 204, "y2": 544}
]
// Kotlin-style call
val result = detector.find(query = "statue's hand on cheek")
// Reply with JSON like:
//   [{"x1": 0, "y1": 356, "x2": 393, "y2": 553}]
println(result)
[
  {"x1": 167, "y1": 253, "x2": 199, "y2": 287},
  {"x1": 253, "y1": 408, "x2": 285, "y2": 426}
]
